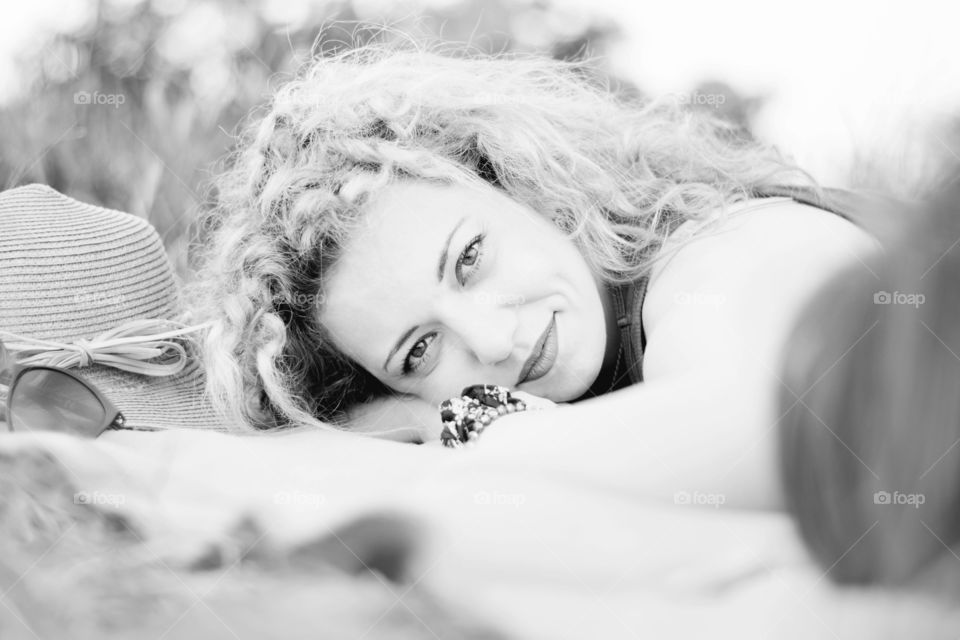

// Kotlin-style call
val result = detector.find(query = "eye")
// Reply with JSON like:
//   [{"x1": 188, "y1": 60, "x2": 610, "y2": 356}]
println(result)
[
  {"x1": 401, "y1": 233, "x2": 486, "y2": 376},
  {"x1": 402, "y1": 332, "x2": 436, "y2": 375},
  {"x1": 456, "y1": 233, "x2": 485, "y2": 285}
]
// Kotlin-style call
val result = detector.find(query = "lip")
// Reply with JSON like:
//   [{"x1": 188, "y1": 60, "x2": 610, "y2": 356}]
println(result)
[{"x1": 517, "y1": 313, "x2": 557, "y2": 385}]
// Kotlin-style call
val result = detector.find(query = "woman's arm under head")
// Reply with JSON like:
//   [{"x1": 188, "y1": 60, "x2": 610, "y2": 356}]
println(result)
[
  {"x1": 473, "y1": 200, "x2": 882, "y2": 509},
  {"x1": 346, "y1": 394, "x2": 441, "y2": 443}
]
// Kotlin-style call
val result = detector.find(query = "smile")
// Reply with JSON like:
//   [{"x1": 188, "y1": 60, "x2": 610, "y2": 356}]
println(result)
[{"x1": 518, "y1": 312, "x2": 558, "y2": 385}]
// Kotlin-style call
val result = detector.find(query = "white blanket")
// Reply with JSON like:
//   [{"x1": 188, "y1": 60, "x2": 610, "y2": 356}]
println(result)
[{"x1": 1, "y1": 428, "x2": 956, "y2": 639}]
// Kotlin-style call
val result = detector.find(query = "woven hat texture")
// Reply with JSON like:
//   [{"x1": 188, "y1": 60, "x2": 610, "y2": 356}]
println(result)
[{"x1": 0, "y1": 183, "x2": 230, "y2": 431}]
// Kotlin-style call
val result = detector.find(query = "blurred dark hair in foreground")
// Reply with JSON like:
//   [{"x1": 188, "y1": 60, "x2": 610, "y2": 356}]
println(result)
[{"x1": 779, "y1": 118, "x2": 960, "y2": 593}]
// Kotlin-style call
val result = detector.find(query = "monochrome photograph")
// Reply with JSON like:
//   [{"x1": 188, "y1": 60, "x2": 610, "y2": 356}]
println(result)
[{"x1": 0, "y1": 0, "x2": 958, "y2": 637}]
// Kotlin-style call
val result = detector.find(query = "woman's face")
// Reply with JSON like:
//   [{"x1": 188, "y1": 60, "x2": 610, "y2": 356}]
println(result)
[{"x1": 320, "y1": 179, "x2": 614, "y2": 408}]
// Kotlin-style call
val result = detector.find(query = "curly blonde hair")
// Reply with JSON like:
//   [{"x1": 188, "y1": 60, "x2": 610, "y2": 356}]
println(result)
[{"x1": 186, "y1": 33, "x2": 819, "y2": 433}]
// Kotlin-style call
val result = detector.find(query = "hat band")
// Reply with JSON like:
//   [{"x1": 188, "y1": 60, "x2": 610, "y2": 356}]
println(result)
[{"x1": 0, "y1": 319, "x2": 212, "y2": 377}]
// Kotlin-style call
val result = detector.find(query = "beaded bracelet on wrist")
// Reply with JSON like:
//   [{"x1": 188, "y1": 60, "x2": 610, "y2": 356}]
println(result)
[{"x1": 438, "y1": 384, "x2": 527, "y2": 448}]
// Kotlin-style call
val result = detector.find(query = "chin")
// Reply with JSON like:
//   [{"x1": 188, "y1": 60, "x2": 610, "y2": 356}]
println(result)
[{"x1": 546, "y1": 367, "x2": 596, "y2": 402}]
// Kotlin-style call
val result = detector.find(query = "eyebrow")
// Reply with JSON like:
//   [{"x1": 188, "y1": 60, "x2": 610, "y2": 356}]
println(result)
[{"x1": 382, "y1": 216, "x2": 468, "y2": 373}]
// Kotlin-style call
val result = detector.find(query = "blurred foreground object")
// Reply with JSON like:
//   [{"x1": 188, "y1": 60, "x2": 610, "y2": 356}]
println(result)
[{"x1": 779, "y1": 118, "x2": 960, "y2": 593}]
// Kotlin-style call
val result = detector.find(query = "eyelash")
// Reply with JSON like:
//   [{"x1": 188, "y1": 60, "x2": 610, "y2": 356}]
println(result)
[{"x1": 402, "y1": 233, "x2": 486, "y2": 375}]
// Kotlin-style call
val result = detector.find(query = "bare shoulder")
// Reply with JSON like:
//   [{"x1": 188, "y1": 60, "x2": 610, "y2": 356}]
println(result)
[{"x1": 640, "y1": 198, "x2": 882, "y2": 380}]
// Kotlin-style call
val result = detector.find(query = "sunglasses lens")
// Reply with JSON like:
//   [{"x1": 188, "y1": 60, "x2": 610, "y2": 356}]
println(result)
[{"x1": 10, "y1": 369, "x2": 106, "y2": 435}]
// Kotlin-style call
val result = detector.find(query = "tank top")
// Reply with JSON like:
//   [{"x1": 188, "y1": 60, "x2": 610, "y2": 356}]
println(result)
[{"x1": 598, "y1": 184, "x2": 904, "y2": 392}]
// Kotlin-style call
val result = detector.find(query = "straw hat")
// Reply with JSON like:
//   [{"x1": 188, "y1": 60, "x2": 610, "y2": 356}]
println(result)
[{"x1": 0, "y1": 183, "x2": 231, "y2": 432}]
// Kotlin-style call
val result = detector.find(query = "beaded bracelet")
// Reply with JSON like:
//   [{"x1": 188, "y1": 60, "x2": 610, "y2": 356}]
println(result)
[{"x1": 438, "y1": 384, "x2": 527, "y2": 448}]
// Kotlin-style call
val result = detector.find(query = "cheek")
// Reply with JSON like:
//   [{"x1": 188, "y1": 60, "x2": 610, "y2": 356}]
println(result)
[
  {"x1": 403, "y1": 359, "x2": 483, "y2": 406},
  {"x1": 420, "y1": 355, "x2": 471, "y2": 400}
]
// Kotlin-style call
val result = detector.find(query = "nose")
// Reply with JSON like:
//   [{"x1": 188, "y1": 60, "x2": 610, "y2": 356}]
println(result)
[{"x1": 436, "y1": 290, "x2": 517, "y2": 366}]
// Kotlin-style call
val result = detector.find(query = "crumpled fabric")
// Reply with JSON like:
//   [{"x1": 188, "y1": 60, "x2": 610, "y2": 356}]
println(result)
[{"x1": 1, "y1": 428, "x2": 958, "y2": 640}]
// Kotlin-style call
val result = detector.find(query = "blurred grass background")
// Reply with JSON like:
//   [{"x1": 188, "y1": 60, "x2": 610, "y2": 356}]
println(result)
[{"x1": 0, "y1": 0, "x2": 785, "y2": 282}]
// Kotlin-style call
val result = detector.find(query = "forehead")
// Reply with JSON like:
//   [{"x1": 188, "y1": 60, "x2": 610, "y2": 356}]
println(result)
[
  {"x1": 319, "y1": 180, "x2": 492, "y2": 363},
  {"x1": 355, "y1": 181, "x2": 475, "y2": 257}
]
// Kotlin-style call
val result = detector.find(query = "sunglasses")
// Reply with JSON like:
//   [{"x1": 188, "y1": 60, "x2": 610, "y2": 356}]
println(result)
[{"x1": 0, "y1": 340, "x2": 125, "y2": 437}]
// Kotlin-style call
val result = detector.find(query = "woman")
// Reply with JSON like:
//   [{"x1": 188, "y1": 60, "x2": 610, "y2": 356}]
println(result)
[{"x1": 189, "y1": 39, "x2": 883, "y2": 509}]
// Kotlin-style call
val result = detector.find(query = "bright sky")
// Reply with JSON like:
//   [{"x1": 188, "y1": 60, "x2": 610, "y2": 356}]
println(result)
[
  {"x1": 3, "y1": 0, "x2": 958, "y2": 188},
  {"x1": 597, "y1": 0, "x2": 960, "y2": 188}
]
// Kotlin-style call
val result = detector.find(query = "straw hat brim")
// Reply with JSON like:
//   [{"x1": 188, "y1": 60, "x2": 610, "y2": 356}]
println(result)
[{"x1": 0, "y1": 184, "x2": 233, "y2": 433}]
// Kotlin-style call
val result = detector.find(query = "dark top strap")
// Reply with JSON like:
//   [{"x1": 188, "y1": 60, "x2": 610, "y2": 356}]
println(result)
[{"x1": 602, "y1": 184, "x2": 904, "y2": 389}]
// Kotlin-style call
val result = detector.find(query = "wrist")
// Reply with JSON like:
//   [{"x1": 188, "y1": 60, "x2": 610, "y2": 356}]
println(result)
[{"x1": 439, "y1": 384, "x2": 528, "y2": 447}]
